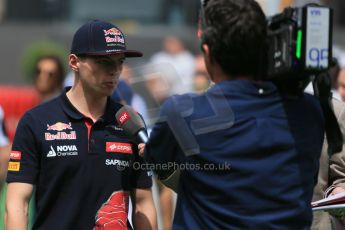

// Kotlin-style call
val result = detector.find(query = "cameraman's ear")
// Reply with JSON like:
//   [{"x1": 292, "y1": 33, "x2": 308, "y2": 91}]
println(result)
[{"x1": 202, "y1": 44, "x2": 211, "y2": 63}]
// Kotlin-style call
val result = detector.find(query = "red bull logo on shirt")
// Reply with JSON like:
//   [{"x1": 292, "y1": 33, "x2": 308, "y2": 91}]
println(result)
[
  {"x1": 45, "y1": 131, "x2": 77, "y2": 141},
  {"x1": 47, "y1": 122, "x2": 72, "y2": 131}
]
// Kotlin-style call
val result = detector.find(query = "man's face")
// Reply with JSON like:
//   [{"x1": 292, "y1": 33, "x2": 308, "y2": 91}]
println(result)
[
  {"x1": 77, "y1": 54, "x2": 125, "y2": 97},
  {"x1": 337, "y1": 70, "x2": 345, "y2": 101}
]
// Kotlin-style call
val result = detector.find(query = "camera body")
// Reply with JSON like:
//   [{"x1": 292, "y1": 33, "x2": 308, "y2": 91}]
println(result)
[{"x1": 267, "y1": 4, "x2": 333, "y2": 79}]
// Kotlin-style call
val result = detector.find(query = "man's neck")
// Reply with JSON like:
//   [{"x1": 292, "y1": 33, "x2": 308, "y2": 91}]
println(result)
[
  {"x1": 66, "y1": 85, "x2": 107, "y2": 123},
  {"x1": 211, "y1": 66, "x2": 253, "y2": 83}
]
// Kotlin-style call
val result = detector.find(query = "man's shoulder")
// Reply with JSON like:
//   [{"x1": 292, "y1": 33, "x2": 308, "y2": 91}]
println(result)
[{"x1": 24, "y1": 96, "x2": 62, "y2": 120}]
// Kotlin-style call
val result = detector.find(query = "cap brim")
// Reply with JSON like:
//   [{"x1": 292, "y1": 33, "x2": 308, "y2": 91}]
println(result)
[{"x1": 81, "y1": 50, "x2": 143, "y2": 58}]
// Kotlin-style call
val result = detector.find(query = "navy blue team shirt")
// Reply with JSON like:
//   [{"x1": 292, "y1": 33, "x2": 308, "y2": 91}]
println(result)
[
  {"x1": 7, "y1": 88, "x2": 152, "y2": 229},
  {"x1": 145, "y1": 80, "x2": 324, "y2": 229}
]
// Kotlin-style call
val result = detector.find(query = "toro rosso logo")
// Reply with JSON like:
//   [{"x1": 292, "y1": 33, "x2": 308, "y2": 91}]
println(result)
[{"x1": 47, "y1": 122, "x2": 72, "y2": 131}]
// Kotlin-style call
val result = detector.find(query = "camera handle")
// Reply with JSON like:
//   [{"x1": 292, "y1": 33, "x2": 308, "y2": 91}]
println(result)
[{"x1": 313, "y1": 72, "x2": 343, "y2": 155}]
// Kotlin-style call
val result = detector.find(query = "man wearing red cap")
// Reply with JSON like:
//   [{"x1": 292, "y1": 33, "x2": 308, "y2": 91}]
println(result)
[{"x1": 5, "y1": 20, "x2": 157, "y2": 230}]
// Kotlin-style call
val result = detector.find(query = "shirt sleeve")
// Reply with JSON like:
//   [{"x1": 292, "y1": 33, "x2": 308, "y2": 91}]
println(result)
[{"x1": 7, "y1": 112, "x2": 40, "y2": 184}]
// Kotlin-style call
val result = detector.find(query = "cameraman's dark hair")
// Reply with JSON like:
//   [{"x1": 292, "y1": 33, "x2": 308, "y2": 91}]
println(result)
[{"x1": 202, "y1": 0, "x2": 267, "y2": 80}]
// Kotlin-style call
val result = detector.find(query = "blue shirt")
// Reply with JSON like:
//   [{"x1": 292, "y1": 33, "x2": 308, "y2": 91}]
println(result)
[
  {"x1": 7, "y1": 88, "x2": 152, "y2": 230},
  {"x1": 145, "y1": 80, "x2": 324, "y2": 229}
]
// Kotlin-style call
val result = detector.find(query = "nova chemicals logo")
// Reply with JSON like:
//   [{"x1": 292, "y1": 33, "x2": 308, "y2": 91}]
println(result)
[{"x1": 47, "y1": 145, "x2": 78, "y2": 157}]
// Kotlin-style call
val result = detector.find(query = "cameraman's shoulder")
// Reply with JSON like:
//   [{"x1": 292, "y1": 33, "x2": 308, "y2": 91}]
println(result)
[
  {"x1": 160, "y1": 93, "x2": 198, "y2": 115},
  {"x1": 302, "y1": 93, "x2": 322, "y2": 111}
]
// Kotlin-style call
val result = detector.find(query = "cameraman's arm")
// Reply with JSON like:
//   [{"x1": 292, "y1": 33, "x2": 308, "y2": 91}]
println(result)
[{"x1": 325, "y1": 100, "x2": 345, "y2": 197}]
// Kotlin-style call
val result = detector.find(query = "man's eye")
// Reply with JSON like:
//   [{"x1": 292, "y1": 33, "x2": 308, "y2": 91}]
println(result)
[{"x1": 96, "y1": 58, "x2": 115, "y2": 66}]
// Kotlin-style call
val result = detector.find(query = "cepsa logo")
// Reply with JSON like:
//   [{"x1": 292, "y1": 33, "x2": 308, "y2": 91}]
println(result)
[
  {"x1": 106, "y1": 142, "x2": 133, "y2": 154},
  {"x1": 118, "y1": 112, "x2": 130, "y2": 125}
]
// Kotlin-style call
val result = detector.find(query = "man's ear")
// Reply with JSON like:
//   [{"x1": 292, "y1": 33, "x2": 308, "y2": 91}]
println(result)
[{"x1": 69, "y1": 54, "x2": 79, "y2": 72}]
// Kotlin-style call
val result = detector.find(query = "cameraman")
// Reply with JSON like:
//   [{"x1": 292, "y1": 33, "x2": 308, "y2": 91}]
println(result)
[{"x1": 143, "y1": 0, "x2": 325, "y2": 229}]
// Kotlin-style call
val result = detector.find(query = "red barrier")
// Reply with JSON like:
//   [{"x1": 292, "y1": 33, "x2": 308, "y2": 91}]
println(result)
[{"x1": 0, "y1": 86, "x2": 39, "y2": 142}]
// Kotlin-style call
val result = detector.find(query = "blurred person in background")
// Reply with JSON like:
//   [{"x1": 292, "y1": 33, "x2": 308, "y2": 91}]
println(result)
[
  {"x1": 143, "y1": 0, "x2": 325, "y2": 228},
  {"x1": 0, "y1": 105, "x2": 9, "y2": 187},
  {"x1": 0, "y1": 105, "x2": 10, "y2": 228},
  {"x1": 33, "y1": 55, "x2": 65, "y2": 103},
  {"x1": 193, "y1": 71, "x2": 210, "y2": 94},
  {"x1": 121, "y1": 64, "x2": 135, "y2": 85},
  {"x1": 193, "y1": 54, "x2": 211, "y2": 94},
  {"x1": 111, "y1": 79, "x2": 149, "y2": 122},
  {"x1": 194, "y1": 53, "x2": 207, "y2": 74},
  {"x1": 161, "y1": 0, "x2": 200, "y2": 26},
  {"x1": 311, "y1": 60, "x2": 345, "y2": 230},
  {"x1": 113, "y1": 64, "x2": 150, "y2": 122},
  {"x1": 5, "y1": 20, "x2": 156, "y2": 230},
  {"x1": 147, "y1": 36, "x2": 195, "y2": 99},
  {"x1": 145, "y1": 36, "x2": 195, "y2": 230},
  {"x1": 311, "y1": 99, "x2": 345, "y2": 230}
]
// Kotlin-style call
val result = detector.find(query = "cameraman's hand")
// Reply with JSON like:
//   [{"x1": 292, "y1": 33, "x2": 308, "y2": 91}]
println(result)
[
  {"x1": 138, "y1": 143, "x2": 145, "y2": 157},
  {"x1": 327, "y1": 187, "x2": 345, "y2": 218},
  {"x1": 331, "y1": 187, "x2": 345, "y2": 196}
]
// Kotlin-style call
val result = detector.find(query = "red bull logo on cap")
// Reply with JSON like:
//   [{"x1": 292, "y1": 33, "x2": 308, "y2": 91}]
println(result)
[
  {"x1": 103, "y1": 28, "x2": 122, "y2": 36},
  {"x1": 47, "y1": 122, "x2": 73, "y2": 132},
  {"x1": 105, "y1": 36, "x2": 124, "y2": 43}
]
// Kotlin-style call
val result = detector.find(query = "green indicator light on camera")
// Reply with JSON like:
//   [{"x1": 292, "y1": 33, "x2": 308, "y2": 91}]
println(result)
[{"x1": 296, "y1": 30, "x2": 302, "y2": 59}]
